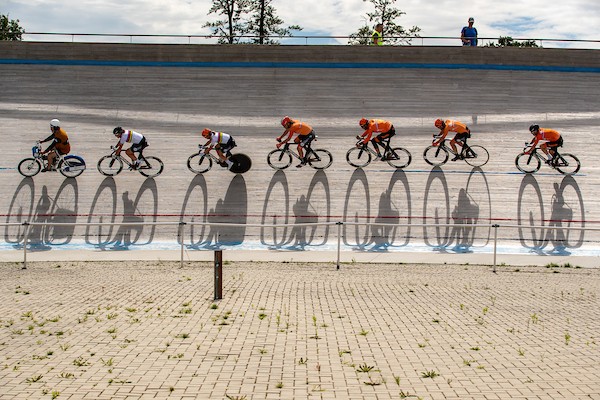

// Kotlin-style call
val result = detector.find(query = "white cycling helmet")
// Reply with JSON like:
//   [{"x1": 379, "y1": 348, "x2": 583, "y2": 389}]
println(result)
[{"x1": 50, "y1": 119, "x2": 60, "y2": 128}]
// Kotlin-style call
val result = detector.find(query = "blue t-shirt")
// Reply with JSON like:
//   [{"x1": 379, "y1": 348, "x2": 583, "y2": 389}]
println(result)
[{"x1": 461, "y1": 26, "x2": 478, "y2": 46}]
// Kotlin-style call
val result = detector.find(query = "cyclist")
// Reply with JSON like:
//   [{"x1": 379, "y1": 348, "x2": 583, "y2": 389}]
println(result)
[
  {"x1": 277, "y1": 116, "x2": 315, "y2": 168},
  {"x1": 113, "y1": 127, "x2": 148, "y2": 169},
  {"x1": 434, "y1": 119, "x2": 471, "y2": 161},
  {"x1": 201, "y1": 128, "x2": 236, "y2": 169},
  {"x1": 358, "y1": 118, "x2": 396, "y2": 160},
  {"x1": 39, "y1": 119, "x2": 70, "y2": 172},
  {"x1": 526, "y1": 124, "x2": 563, "y2": 164}
]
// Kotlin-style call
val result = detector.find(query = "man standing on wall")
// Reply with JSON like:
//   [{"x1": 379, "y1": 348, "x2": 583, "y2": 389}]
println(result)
[{"x1": 461, "y1": 17, "x2": 478, "y2": 46}]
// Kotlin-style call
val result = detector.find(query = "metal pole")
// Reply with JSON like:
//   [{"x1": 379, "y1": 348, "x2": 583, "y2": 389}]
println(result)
[
  {"x1": 178, "y1": 222, "x2": 185, "y2": 268},
  {"x1": 22, "y1": 222, "x2": 30, "y2": 270},
  {"x1": 214, "y1": 250, "x2": 223, "y2": 300},
  {"x1": 336, "y1": 222, "x2": 342, "y2": 270},
  {"x1": 492, "y1": 224, "x2": 499, "y2": 273}
]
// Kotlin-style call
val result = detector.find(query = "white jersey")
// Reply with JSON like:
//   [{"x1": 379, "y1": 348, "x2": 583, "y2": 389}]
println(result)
[
  {"x1": 210, "y1": 131, "x2": 231, "y2": 145},
  {"x1": 119, "y1": 130, "x2": 144, "y2": 145}
]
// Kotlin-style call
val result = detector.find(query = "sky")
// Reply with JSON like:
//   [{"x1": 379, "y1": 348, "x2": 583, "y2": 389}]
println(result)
[{"x1": 3, "y1": 0, "x2": 600, "y2": 48}]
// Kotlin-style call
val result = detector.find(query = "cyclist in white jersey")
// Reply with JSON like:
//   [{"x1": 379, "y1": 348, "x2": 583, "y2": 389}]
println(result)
[
  {"x1": 113, "y1": 127, "x2": 149, "y2": 169},
  {"x1": 201, "y1": 128, "x2": 237, "y2": 169}
]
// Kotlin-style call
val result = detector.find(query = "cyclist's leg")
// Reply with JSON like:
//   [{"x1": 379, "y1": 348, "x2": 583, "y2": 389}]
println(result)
[
  {"x1": 539, "y1": 142, "x2": 553, "y2": 162},
  {"x1": 449, "y1": 137, "x2": 461, "y2": 160},
  {"x1": 294, "y1": 136, "x2": 305, "y2": 162}
]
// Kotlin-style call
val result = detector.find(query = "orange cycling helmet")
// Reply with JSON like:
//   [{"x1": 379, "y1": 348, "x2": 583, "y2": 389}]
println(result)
[
  {"x1": 434, "y1": 119, "x2": 445, "y2": 129},
  {"x1": 281, "y1": 116, "x2": 292, "y2": 127},
  {"x1": 201, "y1": 128, "x2": 211, "y2": 138},
  {"x1": 359, "y1": 118, "x2": 369, "y2": 128}
]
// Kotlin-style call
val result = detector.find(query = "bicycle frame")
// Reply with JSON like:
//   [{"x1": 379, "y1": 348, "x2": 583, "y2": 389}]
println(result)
[
  {"x1": 434, "y1": 137, "x2": 471, "y2": 157},
  {"x1": 522, "y1": 144, "x2": 565, "y2": 167},
  {"x1": 278, "y1": 142, "x2": 316, "y2": 161},
  {"x1": 197, "y1": 145, "x2": 226, "y2": 164},
  {"x1": 108, "y1": 146, "x2": 150, "y2": 168},
  {"x1": 356, "y1": 135, "x2": 394, "y2": 156}
]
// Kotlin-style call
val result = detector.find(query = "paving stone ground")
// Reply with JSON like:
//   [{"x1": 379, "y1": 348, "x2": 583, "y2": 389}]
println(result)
[{"x1": 0, "y1": 261, "x2": 599, "y2": 399}]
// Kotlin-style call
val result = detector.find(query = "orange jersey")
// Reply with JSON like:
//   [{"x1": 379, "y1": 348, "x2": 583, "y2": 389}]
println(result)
[
  {"x1": 361, "y1": 119, "x2": 393, "y2": 142},
  {"x1": 533, "y1": 128, "x2": 560, "y2": 143},
  {"x1": 288, "y1": 121, "x2": 313, "y2": 136},
  {"x1": 439, "y1": 120, "x2": 469, "y2": 139},
  {"x1": 54, "y1": 128, "x2": 71, "y2": 154}
]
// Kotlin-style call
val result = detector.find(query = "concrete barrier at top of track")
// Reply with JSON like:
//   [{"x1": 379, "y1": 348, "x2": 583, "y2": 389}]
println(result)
[{"x1": 1, "y1": 42, "x2": 599, "y2": 70}]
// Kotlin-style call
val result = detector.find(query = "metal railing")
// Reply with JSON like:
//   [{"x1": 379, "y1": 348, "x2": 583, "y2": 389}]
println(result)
[
  {"x1": 21, "y1": 32, "x2": 600, "y2": 49},
  {"x1": 2, "y1": 220, "x2": 596, "y2": 271}
]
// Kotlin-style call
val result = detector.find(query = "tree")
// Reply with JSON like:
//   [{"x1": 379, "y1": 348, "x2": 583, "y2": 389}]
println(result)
[
  {"x1": 485, "y1": 36, "x2": 539, "y2": 48},
  {"x1": 204, "y1": 0, "x2": 250, "y2": 44},
  {"x1": 246, "y1": 0, "x2": 302, "y2": 44},
  {"x1": 348, "y1": 0, "x2": 420, "y2": 45},
  {"x1": 0, "y1": 14, "x2": 25, "y2": 41}
]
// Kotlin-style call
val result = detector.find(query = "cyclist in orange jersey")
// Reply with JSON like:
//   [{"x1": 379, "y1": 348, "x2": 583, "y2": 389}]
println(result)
[
  {"x1": 358, "y1": 118, "x2": 396, "y2": 160},
  {"x1": 526, "y1": 124, "x2": 563, "y2": 163},
  {"x1": 39, "y1": 119, "x2": 71, "y2": 172},
  {"x1": 433, "y1": 118, "x2": 471, "y2": 161},
  {"x1": 277, "y1": 116, "x2": 316, "y2": 168}
]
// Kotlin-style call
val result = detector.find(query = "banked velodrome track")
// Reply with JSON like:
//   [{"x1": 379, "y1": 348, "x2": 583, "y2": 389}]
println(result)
[{"x1": 1, "y1": 43, "x2": 599, "y2": 264}]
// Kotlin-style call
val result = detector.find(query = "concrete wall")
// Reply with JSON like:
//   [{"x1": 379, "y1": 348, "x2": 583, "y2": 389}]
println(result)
[{"x1": 1, "y1": 41, "x2": 599, "y2": 68}]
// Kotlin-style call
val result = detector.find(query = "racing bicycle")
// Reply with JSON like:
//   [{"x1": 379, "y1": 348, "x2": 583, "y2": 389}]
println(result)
[
  {"x1": 267, "y1": 139, "x2": 333, "y2": 170},
  {"x1": 187, "y1": 145, "x2": 252, "y2": 174},
  {"x1": 423, "y1": 137, "x2": 489, "y2": 167},
  {"x1": 97, "y1": 146, "x2": 164, "y2": 178},
  {"x1": 18, "y1": 142, "x2": 86, "y2": 178},
  {"x1": 515, "y1": 143, "x2": 580, "y2": 175},
  {"x1": 346, "y1": 136, "x2": 411, "y2": 168}
]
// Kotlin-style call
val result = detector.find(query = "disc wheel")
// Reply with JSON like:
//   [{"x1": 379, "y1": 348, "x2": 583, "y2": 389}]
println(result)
[
  {"x1": 515, "y1": 152, "x2": 541, "y2": 174},
  {"x1": 229, "y1": 153, "x2": 252, "y2": 174},
  {"x1": 267, "y1": 149, "x2": 292, "y2": 170},
  {"x1": 187, "y1": 153, "x2": 213, "y2": 174},
  {"x1": 554, "y1": 153, "x2": 580, "y2": 175},
  {"x1": 97, "y1": 156, "x2": 124, "y2": 176},
  {"x1": 307, "y1": 149, "x2": 333, "y2": 170},
  {"x1": 463, "y1": 145, "x2": 489, "y2": 167},
  {"x1": 138, "y1": 156, "x2": 164, "y2": 177},
  {"x1": 423, "y1": 145, "x2": 449, "y2": 166},
  {"x1": 346, "y1": 147, "x2": 372, "y2": 168},
  {"x1": 18, "y1": 158, "x2": 41, "y2": 177},
  {"x1": 386, "y1": 147, "x2": 412, "y2": 168},
  {"x1": 58, "y1": 159, "x2": 85, "y2": 178}
]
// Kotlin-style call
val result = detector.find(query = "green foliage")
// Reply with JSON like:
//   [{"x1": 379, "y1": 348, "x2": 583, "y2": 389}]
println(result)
[
  {"x1": 0, "y1": 14, "x2": 24, "y2": 41},
  {"x1": 246, "y1": 0, "x2": 302, "y2": 44},
  {"x1": 204, "y1": 0, "x2": 249, "y2": 44},
  {"x1": 204, "y1": 0, "x2": 301, "y2": 44},
  {"x1": 348, "y1": 0, "x2": 420, "y2": 45},
  {"x1": 485, "y1": 36, "x2": 539, "y2": 48}
]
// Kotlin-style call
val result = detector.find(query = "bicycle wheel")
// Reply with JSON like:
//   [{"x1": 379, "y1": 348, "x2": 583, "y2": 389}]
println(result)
[
  {"x1": 515, "y1": 152, "x2": 541, "y2": 173},
  {"x1": 386, "y1": 147, "x2": 412, "y2": 169},
  {"x1": 18, "y1": 158, "x2": 41, "y2": 177},
  {"x1": 97, "y1": 155, "x2": 123, "y2": 176},
  {"x1": 423, "y1": 145, "x2": 449, "y2": 166},
  {"x1": 187, "y1": 153, "x2": 213, "y2": 174},
  {"x1": 58, "y1": 158, "x2": 85, "y2": 178},
  {"x1": 308, "y1": 149, "x2": 333, "y2": 170},
  {"x1": 463, "y1": 145, "x2": 489, "y2": 167},
  {"x1": 346, "y1": 147, "x2": 372, "y2": 168},
  {"x1": 139, "y1": 156, "x2": 164, "y2": 177},
  {"x1": 554, "y1": 153, "x2": 580, "y2": 175},
  {"x1": 267, "y1": 149, "x2": 292, "y2": 170},
  {"x1": 229, "y1": 153, "x2": 252, "y2": 174}
]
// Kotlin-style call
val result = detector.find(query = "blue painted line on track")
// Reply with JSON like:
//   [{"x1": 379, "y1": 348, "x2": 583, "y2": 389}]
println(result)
[{"x1": 1, "y1": 59, "x2": 599, "y2": 73}]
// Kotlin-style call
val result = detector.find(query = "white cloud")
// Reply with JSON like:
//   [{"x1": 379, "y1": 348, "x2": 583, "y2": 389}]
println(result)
[{"x1": 3, "y1": 0, "x2": 599, "y2": 48}]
